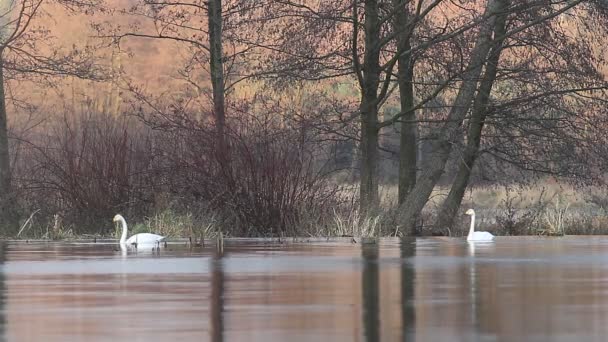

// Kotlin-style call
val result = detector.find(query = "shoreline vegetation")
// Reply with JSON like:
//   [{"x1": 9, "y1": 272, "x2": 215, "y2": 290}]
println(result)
[
  {"x1": 11, "y1": 182, "x2": 608, "y2": 240},
  {"x1": 1, "y1": 1, "x2": 607, "y2": 240}
]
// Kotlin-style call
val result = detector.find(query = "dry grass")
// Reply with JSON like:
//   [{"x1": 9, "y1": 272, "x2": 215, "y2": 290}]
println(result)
[
  {"x1": 12, "y1": 180, "x2": 608, "y2": 239},
  {"x1": 346, "y1": 182, "x2": 590, "y2": 210},
  {"x1": 130, "y1": 209, "x2": 221, "y2": 240},
  {"x1": 330, "y1": 208, "x2": 380, "y2": 237},
  {"x1": 334, "y1": 181, "x2": 608, "y2": 237},
  {"x1": 453, "y1": 183, "x2": 608, "y2": 236}
]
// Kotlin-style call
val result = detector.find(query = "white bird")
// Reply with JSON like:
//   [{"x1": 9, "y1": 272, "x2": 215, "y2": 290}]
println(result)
[
  {"x1": 113, "y1": 214, "x2": 165, "y2": 247},
  {"x1": 465, "y1": 209, "x2": 495, "y2": 242}
]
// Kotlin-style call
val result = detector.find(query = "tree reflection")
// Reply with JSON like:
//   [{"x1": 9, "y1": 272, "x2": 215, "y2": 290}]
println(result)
[
  {"x1": 468, "y1": 242, "x2": 497, "y2": 337},
  {"x1": 0, "y1": 243, "x2": 5, "y2": 341},
  {"x1": 362, "y1": 242, "x2": 379, "y2": 342},
  {"x1": 401, "y1": 238, "x2": 416, "y2": 342},
  {"x1": 210, "y1": 249, "x2": 225, "y2": 342}
]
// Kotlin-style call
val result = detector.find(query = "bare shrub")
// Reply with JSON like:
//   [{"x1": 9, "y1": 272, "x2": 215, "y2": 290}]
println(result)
[
  {"x1": 494, "y1": 187, "x2": 548, "y2": 235},
  {"x1": 153, "y1": 108, "x2": 345, "y2": 236},
  {"x1": 586, "y1": 188, "x2": 608, "y2": 211},
  {"x1": 16, "y1": 110, "x2": 159, "y2": 234},
  {"x1": 566, "y1": 211, "x2": 608, "y2": 235}
]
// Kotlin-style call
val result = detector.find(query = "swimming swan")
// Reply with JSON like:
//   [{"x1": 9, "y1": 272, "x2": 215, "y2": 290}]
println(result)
[
  {"x1": 113, "y1": 214, "x2": 165, "y2": 246},
  {"x1": 465, "y1": 209, "x2": 495, "y2": 242}
]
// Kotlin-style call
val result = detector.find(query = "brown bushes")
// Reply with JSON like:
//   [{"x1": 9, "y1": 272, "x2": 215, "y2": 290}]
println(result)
[
  {"x1": 163, "y1": 112, "x2": 343, "y2": 236},
  {"x1": 14, "y1": 111, "x2": 158, "y2": 235},
  {"x1": 10, "y1": 107, "x2": 345, "y2": 237},
  {"x1": 10, "y1": 106, "x2": 608, "y2": 238}
]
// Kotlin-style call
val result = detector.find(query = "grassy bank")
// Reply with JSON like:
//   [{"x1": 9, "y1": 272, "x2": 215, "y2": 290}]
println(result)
[
  {"x1": 9, "y1": 109, "x2": 606, "y2": 240},
  {"x1": 426, "y1": 183, "x2": 608, "y2": 237},
  {"x1": 12, "y1": 182, "x2": 608, "y2": 240}
]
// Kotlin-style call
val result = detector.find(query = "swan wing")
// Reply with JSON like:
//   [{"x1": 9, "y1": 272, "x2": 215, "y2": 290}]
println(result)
[
  {"x1": 468, "y1": 231, "x2": 495, "y2": 241},
  {"x1": 125, "y1": 233, "x2": 166, "y2": 245}
]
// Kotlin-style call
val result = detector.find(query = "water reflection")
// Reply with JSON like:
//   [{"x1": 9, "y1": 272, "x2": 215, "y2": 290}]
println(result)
[
  {"x1": 211, "y1": 249, "x2": 225, "y2": 342},
  {"x1": 3, "y1": 238, "x2": 608, "y2": 341},
  {"x1": 467, "y1": 241, "x2": 496, "y2": 340},
  {"x1": 362, "y1": 239, "x2": 416, "y2": 342},
  {"x1": 0, "y1": 243, "x2": 6, "y2": 342},
  {"x1": 468, "y1": 242, "x2": 481, "y2": 340},
  {"x1": 362, "y1": 243, "x2": 379, "y2": 342},
  {"x1": 4, "y1": 243, "x2": 210, "y2": 341},
  {"x1": 401, "y1": 239, "x2": 415, "y2": 342}
]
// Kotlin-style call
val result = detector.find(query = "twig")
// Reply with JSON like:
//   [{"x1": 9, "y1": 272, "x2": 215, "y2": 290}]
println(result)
[{"x1": 17, "y1": 209, "x2": 40, "y2": 238}]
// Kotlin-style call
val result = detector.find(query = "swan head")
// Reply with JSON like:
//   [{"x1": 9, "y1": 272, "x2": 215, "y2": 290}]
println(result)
[
  {"x1": 465, "y1": 209, "x2": 475, "y2": 216},
  {"x1": 113, "y1": 214, "x2": 125, "y2": 223}
]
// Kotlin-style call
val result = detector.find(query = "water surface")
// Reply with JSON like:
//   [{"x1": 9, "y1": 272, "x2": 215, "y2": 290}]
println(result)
[{"x1": 1, "y1": 237, "x2": 607, "y2": 341}]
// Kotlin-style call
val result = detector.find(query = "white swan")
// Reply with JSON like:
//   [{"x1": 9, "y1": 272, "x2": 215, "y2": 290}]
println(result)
[
  {"x1": 465, "y1": 209, "x2": 495, "y2": 242},
  {"x1": 113, "y1": 214, "x2": 165, "y2": 246}
]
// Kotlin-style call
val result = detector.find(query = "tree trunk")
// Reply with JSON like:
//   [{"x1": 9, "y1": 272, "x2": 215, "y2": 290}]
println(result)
[
  {"x1": 359, "y1": 0, "x2": 382, "y2": 213},
  {"x1": 392, "y1": 0, "x2": 417, "y2": 204},
  {"x1": 399, "y1": 0, "x2": 502, "y2": 235},
  {"x1": 434, "y1": 0, "x2": 509, "y2": 229},
  {"x1": 208, "y1": 0, "x2": 228, "y2": 163},
  {"x1": 360, "y1": 109, "x2": 380, "y2": 212},
  {"x1": 0, "y1": 56, "x2": 12, "y2": 224}
]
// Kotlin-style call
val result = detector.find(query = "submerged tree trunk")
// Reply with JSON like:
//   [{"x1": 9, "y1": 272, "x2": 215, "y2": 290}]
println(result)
[
  {"x1": 399, "y1": 0, "x2": 502, "y2": 235},
  {"x1": 208, "y1": 0, "x2": 228, "y2": 164},
  {"x1": 434, "y1": 0, "x2": 509, "y2": 229},
  {"x1": 392, "y1": 0, "x2": 417, "y2": 205},
  {"x1": 359, "y1": 0, "x2": 382, "y2": 213}
]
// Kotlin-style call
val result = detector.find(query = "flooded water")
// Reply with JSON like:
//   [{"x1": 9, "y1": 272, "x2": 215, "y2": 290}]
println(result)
[{"x1": 1, "y1": 237, "x2": 607, "y2": 341}]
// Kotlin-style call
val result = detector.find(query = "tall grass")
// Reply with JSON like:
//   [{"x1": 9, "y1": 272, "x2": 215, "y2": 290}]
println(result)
[
  {"x1": 128, "y1": 209, "x2": 221, "y2": 240},
  {"x1": 335, "y1": 183, "x2": 608, "y2": 237}
]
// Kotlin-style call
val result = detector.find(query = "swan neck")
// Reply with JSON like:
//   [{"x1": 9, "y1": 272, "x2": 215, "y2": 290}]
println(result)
[
  {"x1": 468, "y1": 213, "x2": 476, "y2": 238},
  {"x1": 119, "y1": 217, "x2": 128, "y2": 244}
]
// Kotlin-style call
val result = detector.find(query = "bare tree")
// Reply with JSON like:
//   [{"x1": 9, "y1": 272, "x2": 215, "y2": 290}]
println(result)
[
  {"x1": 397, "y1": 0, "x2": 503, "y2": 233},
  {"x1": 434, "y1": 0, "x2": 510, "y2": 229},
  {"x1": 392, "y1": 0, "x2": 416, "y2": 203},
  {"x1": 0, "y1": 0, "x2": 102, "y2": 225},
  {"x1": 208, "y1": 0, "x2": 228, "y2": 165},
  {"x1": 431, "y1": 0, "x2": 608, "y2": 230},
  {"x1": 106, "y1": 0, "x2": 267, "y2": 148},
  {"x1": 98, "y1": 0, "x2": 608, "y2": 236},
  {"x1": 259, "y1": 0, "x2": 464, "y2": 212},
  {"x1": 356, "y1": 0, "x2": 382, "y2": 211},
  {"x1": 396, "y1": 0, "x2": 600, "y2": 234}
]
